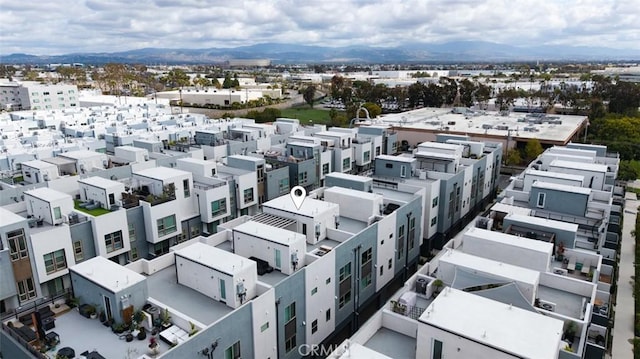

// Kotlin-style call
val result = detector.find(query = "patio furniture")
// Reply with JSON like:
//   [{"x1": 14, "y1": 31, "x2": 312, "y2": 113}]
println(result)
[
  {"x1": 78, "y1": 304, "x2": 94, "y2": 318},
  {"x1": 81, "y1": 351, "x2": 107, "y2": 359},
  {"x1": 567, "y1": 257, "x2": 576, "y2": 272},
  {"x1": 45, "y1": 331, "x2": 60, "y2": 346},
  {"x1": 160, "y1": 325, "x2": 189, "y2": 346},
  {"x1": 581, "y1": 260, "x2": 591, "y2": 275},
  {"x1": 57, "y1": 347, "x2": 75, "y2": 358},
  {"x1": 43, "y1": 316, "x2": 56, "y2": 330},
  {"x1": 19, "y1": 306, "x2": 55, "y2": 326}
]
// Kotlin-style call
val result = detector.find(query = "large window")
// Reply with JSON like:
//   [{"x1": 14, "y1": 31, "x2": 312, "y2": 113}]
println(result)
[
  {"x1": 44, "y1": 249, "x2": 67, "y2": 274},
  {"x1": 361, "y1": 248, "x2": 372, "y2": 289},
  {"x1": 322, "y1": 163, "x2": 330, "y2": 175},
  {"x1": 363, "y1": 151, "x2": 371, "y2": 163},
  {"x1": 284, "y1": 302, "x2": 296, "y2": 322},
  {"x1": 105, "y1": 231, "x2": 124, "y2": 253},
  {"x1": 285, "y1": 302, "x2": 296, "y2": 353},
  {"x1": 211, "y1": 198, "x2": 227, "y2": 217},
  {"x1": 342, "y1": 158, "x2": 351, "y2": 171},
  {"x1": 432, "y1": 197, "x2": 438, "y2": 208},
  {"x1": 400, "y1": 165, "x2": 407, "y2": 178},
  {"x1": 298, "y1": 171, "x2": 308, "y2": 183},
  {"x1": 8, "y1": 229, "x2": 28, "y2": 261},
  {"x1": 243, "y1": 188, "x2": 254, "y2": 204},
  {"x1": 396, "y1": 225, "x2": 405, "y2": 260},
  {"x1": 157, "y1": 215, "x2": 177, "y2": 236},
  {"x1": 128, "y1": 223, "x2": 136, "y2": 242},
  {"x1": 279, "y1": 178, "x2": 289, "y2": 194},
  {"x1": 311, "y1": 319, "x2": 318, "y2": 334},
  {"x1": 408, "y1": 217, "x2": 416, "y2": 250},
  {"x1": 224, "y1": 341, "x2": 241, "y2": 359},
  {"x1": 73, "y1": 241, "x2": 83, "y2": 261},
  {"x1": 17, "y1": 277, "x2": 36, "y2": 302},
  {"x1": 431, "y1": 216, "x2": 438, "y2": 227},
  {"x1": 183, "y1": 179, "x2": 190, "y2": 198},
  {"x1": 339, "y1": 263, "x2": 352, "y2": 309}
]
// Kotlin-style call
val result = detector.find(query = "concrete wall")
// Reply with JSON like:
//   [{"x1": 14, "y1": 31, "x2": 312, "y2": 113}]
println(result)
[
  {"x1": 304, "y1": 249, "x2": 336, "y2": 345},
  {"x1": 275, "y1": 270, "x2": 306, "y2": 359},
  {"x1": 529, "y1": 186, "x2": 588, "y2": 218}
]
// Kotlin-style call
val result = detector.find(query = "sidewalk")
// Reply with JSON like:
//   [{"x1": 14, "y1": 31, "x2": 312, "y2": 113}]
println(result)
[{"x1": 611, "y1": 192, "x2": 638, "y2": 359}]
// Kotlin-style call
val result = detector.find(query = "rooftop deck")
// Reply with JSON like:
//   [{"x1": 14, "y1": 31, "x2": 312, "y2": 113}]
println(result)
[
  {"x1": 147, "y1": 266, "x2": 233, "y2": 325},
  {"x1": 537, "y1": 285, "x2": 588, "y2": 320},
  {"x1": 363, "y1": 327, "x2": 416, "y2": 359}
]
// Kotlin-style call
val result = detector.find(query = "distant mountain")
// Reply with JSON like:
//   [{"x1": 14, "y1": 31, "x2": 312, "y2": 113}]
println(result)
[{"x1": 2, "y1": 41, "x2": 639, "y2": 64}]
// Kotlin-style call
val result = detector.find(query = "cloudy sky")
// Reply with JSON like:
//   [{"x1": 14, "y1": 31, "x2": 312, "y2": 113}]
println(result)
[{"x1": 1, "y1": 0, "x2": 638, "y2": 55}]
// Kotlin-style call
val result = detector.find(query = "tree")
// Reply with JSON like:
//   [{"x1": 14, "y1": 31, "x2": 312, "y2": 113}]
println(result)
[
  {"x1": 361, "y1": 102, "x2": 382, "y2": 118},
  {"x1": 524, "y1": 139, "x2": 544, "y2": 162},
  {"x1": 504, "y1": 148, "x2": 522, "y2": 166},
  {"x1": 617, "y1": 160, "x2": 640, "y2": 181},
  {"x1": 162, "y1": 69, "x2": 190, "y2": 89},
  {"x1": 303, "y1": 85, "x2": 316, "y2": 108}
]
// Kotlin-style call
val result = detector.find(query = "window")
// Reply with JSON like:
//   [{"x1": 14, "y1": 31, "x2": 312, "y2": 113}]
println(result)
[
  {"x1": 261, "y1": 322, "x2": 269, "y2": 332},
  {"x1": 326, "y1": 277, "x2": 331, "y2": 285},
  {"x1": 302, "y1": 223, "x2": 307, "y2": 235},
  {"x1": 298, "y1": 171, "x2": 308, "y2": 183},
  {"x1": 183, "y1": 179, "x2": 190, "y2": 197},
  {"x1": 380, "y1": 266, "x2": 384, "y2": 276},
  {"x1": 385, "y1": 163, "x2": 393, "y2": 169},
  {"x1": 225, "y1": 341, "x2": 241, "y2": 359},
  {"x1": 400, "y1": 165, "x2": 407, "y2": 178},
  {"x1": 73, "y1": 241, "x2": 83, "y2": 261},
  {"x1": 157, "y1": 215, "x2": 177, "y2": 236},
  {"x1": 285, "y1": 302, "x2": 296, "y2": 353},
  {"x1": 431, "y1": 216, "x2": 437, "y2": 227},
  {"x1": 363, "y1": 151, "x2": 371, "y2": 163},
  {"x1": 105, "y1": 231, "x2": 123, "y2": 253},
  {"x1": 432, "y1": 197, "x2": 438, "y2": 208},
  {"x1": 537, "y1": 192, "x2": 546, "y2": 208},
  {"x1": 342, "y1": 158, "x2": 351, "y2": 171},
  {"x1": 326, "y1": 309, "x2": 331, "y2": 321},
  {"x1": 322, "y1": 163, "x2": 330, "y2": 175},
  {"x1": 17, "y1": 277, "x2": 36, "y2": 302},
  {"x1": 376, "y1": 147, "x2": 381, "y2": 156},
  {"x1": 279, "y1": 178, "x2": 289, "y2": 193},
  {"x1": 153, "y1": 240, "x2": 170, "y2": 256},
  {"x1": 128, "y1": 223, "x2": 136, "y2": 242},
  {"x1": 311, "y1": 319, "x2": 318, "y2": 334},
  {"x1": 44, "y1": 249, "x2": 67, "y2": 274},
  {"x1": 130, "y1": 248, "x2": 138, "y2": 260},
  {"x1": 211, "y1": 198, "x2": 227, "y2": 217},
  {"x1": 432, "y1": 339, "x2": 443, "y2": 359},
  {"x1": 311, "y1": 287, "x2": 317, "y2": 295},
  {"x1": 396, "y1": 225, "x2": 405, "y2": 260},
  {"x1": 8, "y1": 229, "x2": 28, "y2": 261},
  {"x1": 243, "y1": 188, "x2": 254, "y2": 203},
  {"x1": 388, "y1": 258, "x2": 392, "y2": 269},
  {"x1": 53, "y1": 206, "x2": 62, "y2": 220},
  {"x1": 361, "y1": 248, "x2": 372, "y2": 289},
  {"x1": 284, "y1": 302, "x2": 296, "y2": 322},
  {"x1": 339, "y1": 263, "x2": 351, "y2": 281},
  {"x1": 339, "y1": 263, "x2": 352, "y2": 309},
  {"x1": 408, "y1": 217, "x2": 416, "y2": 250}
]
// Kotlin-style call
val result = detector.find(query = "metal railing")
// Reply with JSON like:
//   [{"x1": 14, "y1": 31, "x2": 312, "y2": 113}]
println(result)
[{"x1": 389, "y1": 300, "x2": 426, "y2": 320}]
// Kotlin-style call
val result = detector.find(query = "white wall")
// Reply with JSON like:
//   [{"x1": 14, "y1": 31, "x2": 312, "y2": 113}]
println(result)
[
  {"x1": 461, "y1": 165, "x2": 473, "y2": 217},
  {"x1": 375, "y1": 212, "x2": 397, "y2": 291},
  {"x1": 304, "y1": 249, "x2": 336, "y2": 344},
  {"x1": 324, "y1": 188, "x2": 383, "y2": 223},
  {"x1": 175, "y1": 254, "x2": 257, "y2": 309},
  {"x1": 26, "y1": 193, "x2": 73, "y2": 225},
  {"x1": 416, "y1": 321, "x2": 521, "y2": 359},
  {"x1": 196, "y1": 183, "x2": 231, "y2": 223},
  {"x1": 250, "y1": 288, "x2": 278, "y2": 359},
  {"x1": 233, "y1": 230, "x2": 306, "y2": 275},
  {"x1": 30, "y1": 225, "x2": 75, "y2": 284},
  {"x1": 91, "y1": 209, "x2": 131, "y2": 258},
  {"x1": 236, "y1": 171, "x2": 258, "y2": 209}
]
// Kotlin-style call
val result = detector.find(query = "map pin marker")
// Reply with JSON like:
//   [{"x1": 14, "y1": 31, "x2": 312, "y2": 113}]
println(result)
[{"x1": 290, "y1": 186, "x2": 306, "y2": 210}]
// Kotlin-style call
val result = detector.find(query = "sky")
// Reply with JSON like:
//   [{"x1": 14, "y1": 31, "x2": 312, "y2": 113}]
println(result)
[{"x1": 1, "y1": 0, "x2": 639, "y2": 55}]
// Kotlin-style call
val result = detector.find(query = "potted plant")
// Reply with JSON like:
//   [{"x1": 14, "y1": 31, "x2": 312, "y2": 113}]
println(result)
[
  {"x1": 432, "y1": 279, "x2": 444, "y2": 296},
  {"x1": 188, "y1": 321, "x2": 198, "y2": 337},
  {"x1": 563, "y1": 321, "x2": 577, "y2": 344},
  {"x1": 89, "y1": 305, "x2": 98, "y2": 319},
  {"x1": 556, "y1": 242, "x2": 565, "y2": 261},
  {"x1": 148, "y1": 337, "x2": 160, "y2": 356},
  {"x1": 133, "y1": 310, "x2": 147, "y2": 326},
  {"x1": 161, "y1": 308, "x2": 171, "y2": 329},
  {"x1": 66, "y1": 296, "x2": 80, "y2": 308},
  {"x1": 137, "y1": 326, "x2": 147, "y2": 340}
]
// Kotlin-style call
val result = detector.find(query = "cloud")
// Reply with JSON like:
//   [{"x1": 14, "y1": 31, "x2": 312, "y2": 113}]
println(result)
[{"x1": 0, "y1": 0, "x2": 638, "y2": 55}]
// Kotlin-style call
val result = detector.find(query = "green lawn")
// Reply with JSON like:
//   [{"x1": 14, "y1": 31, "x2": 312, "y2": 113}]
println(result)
[
  {"x1": 280, "y1": 107, "x2": 344, "y2": 125},
  {"x1": 74, "y1": 200, "x2": 111, "y2": 216}
]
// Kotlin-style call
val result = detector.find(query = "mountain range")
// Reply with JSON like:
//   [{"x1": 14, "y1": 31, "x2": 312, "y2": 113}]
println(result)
[{"x1": 2, "y1": 41, "x2": 639, "y2": 64}]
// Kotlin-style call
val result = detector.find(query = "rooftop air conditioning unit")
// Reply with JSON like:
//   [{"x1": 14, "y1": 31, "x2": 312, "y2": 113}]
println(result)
[{"x1": 538, "y1": 299, "x2": 556, "y2": 312}]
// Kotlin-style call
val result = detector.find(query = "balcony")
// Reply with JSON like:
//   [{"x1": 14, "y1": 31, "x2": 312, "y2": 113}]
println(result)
[{"x1": 124, "y1": 185, "x2": 176, "y2": 207}]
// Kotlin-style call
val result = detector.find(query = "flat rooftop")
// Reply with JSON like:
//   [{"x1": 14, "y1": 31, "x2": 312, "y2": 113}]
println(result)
[
  {"x1": 549, "y1": 159, "x2": 608, "y2": 173},
  {"x1": 532, "y1": 181, "x2": 592, "y2": 195},
  {"x1": 0, "y1": 207, "x2": 26, "y2": 227},
  {"x1": 419, "y1": 288, "x2": 563, "y2": 359},
  {"x1": 263, "y1": 193, "x2": 339, "y2": 218},
  {"x1": 537, "y1": 284, "x2": 588, "y2": 319},
  {"x1": 362, "y1": 327, "x2": 415, "y2": 359},
  {"x1": 234, "y1": 221, "x2": 306, "y2": 245},
  {"x1": 464, "y1": 227, "x2": 553, "y2": 253},
  {"x1": 490, "y1": 202, "x2": 532, "y2": 216},
  {"x1": 78, "y1": 176, "x2": 123, "y2": 189},
  {"x1": 375, "y1": 154, "x2": 416, "y2": 163},
  {"x1": 378, "y1": 107, "x2": 586, "y2": 143},
  {"x1": 147, "y1": 266, "x2": 233, "y2": 325},
  {"x1": 59, "y1": 150, "x2": 104, "y2": 160},
  {"x1": 325, "y1": 172, "x2": 372, "y2": 183},
  {"x1": 70, "y1": 256, "x2": 146, "y2": 292},
  {"x1": 133, "y1": 166, "x2": 188, "y2": 181},
  {"x1": 175, "y1": 242, "x2": 254, "y2": 275},
  {"x1": 505, "y1": 213, "x2": 579, "y2": 232},
  {"x1": 25, "y1": 187, "x2": 72, "y2": 202},
  {"x1": 22, "y1": 159, "x2": 57, "y2": 169},
  {"x1": 440, "y1": 250, "x2": 540, "y2": 285}
]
